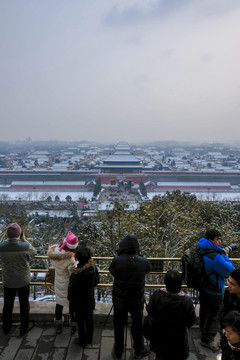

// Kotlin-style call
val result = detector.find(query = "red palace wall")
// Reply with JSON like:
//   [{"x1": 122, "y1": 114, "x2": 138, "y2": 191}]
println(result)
[{"x1": 97, "y1": 175, "x2": 147, "y2": 185}]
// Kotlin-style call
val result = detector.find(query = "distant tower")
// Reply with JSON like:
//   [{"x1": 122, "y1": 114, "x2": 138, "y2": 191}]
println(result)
[{"x1": 99, "y1": 142, "x2": 146, "y2": 185}]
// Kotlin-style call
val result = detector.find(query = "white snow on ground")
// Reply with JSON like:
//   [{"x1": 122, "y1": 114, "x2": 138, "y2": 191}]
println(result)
[
  {"x1": 1, "y1": 189, "x2": 240, "y2": 204},
  {"x1": 0, "y1": 191, "x2": 94, "y2": 201},
  {"x1": 98, "y1": 202, "x2": 139, "y2": 210}
]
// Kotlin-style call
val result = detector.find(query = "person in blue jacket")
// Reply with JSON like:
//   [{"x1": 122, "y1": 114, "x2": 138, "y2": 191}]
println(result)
[{"x1": 199, "y1": 229, "x2": 234, "y2": 352}]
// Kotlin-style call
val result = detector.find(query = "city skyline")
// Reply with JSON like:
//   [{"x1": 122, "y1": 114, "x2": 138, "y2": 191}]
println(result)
[{"x1": 1, "y1": 0, "x2": 240, "y2": 144}]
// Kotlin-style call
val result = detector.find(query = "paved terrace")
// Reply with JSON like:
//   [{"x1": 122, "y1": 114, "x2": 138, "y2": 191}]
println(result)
[{"x1": 0, "y1": 301, "x2": 220, "y2": 360}]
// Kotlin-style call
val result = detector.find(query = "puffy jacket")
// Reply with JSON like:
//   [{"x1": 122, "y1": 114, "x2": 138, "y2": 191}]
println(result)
[
  {"x1": 146, "y1": 289, "x2": 196, "y2": 360},
  {"x1": 109, "y1": 234, "x2": 151, "y2": 308},
  {"x1": 47, "y1": 244, "x2": 77, "y2": 307},
  {"x1": 68, "y1": 260, "x2": 99, "y2": 312},
  {"x1": 0, "y1": 238, "x2": 37, "y2": 288},
  {"x1": 220, "y1": 333, "x2": 240, "y2": 360},
  {"x1": 199, "y1": 238, "x2": 234, "y2": 295},
  {"x1": 222, "y1": 289, "x2": 240, "y2": 321}
]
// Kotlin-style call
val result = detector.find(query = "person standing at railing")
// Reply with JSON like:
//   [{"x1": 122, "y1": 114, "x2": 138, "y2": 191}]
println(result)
[
  {"x1": 109, "y1": 234, "x2": 151, "y2": 360},
  {"x1": 198, "y1": 229, "x2": 234, "y2": 352},
  {"x1": 47, "y1": 231, "x2": 78, "y2": 334},
  {"x1": 0, "y1": 222, "x2": 37, "y2": 336},
  {"x1": 68, "y1": 246, "x2": 99, "y2": 347},
  {"x1": 145, "y1": 270, "x2": 196, "y2": 360}
]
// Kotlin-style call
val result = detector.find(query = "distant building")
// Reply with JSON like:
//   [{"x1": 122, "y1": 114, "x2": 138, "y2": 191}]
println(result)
[
  {"x1": 156, "y1": 182, "x2": 231, "y2": 190},
  {"x1": 10, "y1": 181, "x2": 86, "y2": 190},
  {"x1": 99, "y1": 143, "x2": 146, "y2": 185}
]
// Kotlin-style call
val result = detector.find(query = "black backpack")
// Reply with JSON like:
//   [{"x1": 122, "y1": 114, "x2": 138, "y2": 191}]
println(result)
[{"x1": 181, "y1": 246, "x2": 220, "y2": 292}]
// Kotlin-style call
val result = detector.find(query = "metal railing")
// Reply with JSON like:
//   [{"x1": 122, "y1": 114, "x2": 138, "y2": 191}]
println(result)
[{"x1": 1, "y1": 256, "x2": 239, "y2": 289}]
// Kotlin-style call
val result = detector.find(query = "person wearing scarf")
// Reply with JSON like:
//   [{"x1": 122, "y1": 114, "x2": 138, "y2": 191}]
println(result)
[{"x1": 220, "y1": 311, "x2": 240, "y2": 359}]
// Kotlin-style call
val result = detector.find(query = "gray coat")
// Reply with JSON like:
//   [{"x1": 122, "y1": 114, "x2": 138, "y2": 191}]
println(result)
[{"x1": 0, "y1": 237, "x2": 37, "y2": 288}]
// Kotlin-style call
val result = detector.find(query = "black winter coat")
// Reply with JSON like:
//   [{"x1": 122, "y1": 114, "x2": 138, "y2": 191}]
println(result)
[
  {"x1": 109, "y1": 235, "x2": 151, "y2": 308},
  {"x1": 146, "y1": 289, "x2": 196, "y2": 360},
  {"x1": 219, "y1": 289, "x2": 240, "y2": 328},
  {"x1": 221, "y1": 333, "x2": 240, "y2": 360},
  {"x1": 68, "y1": 262, "x2": 99, "y2": 312},
  {"x1": 224, "y1": 289, "x2": 240, "y2": 315}
]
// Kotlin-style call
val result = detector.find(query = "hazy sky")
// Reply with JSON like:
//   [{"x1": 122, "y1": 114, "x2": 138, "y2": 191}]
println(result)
[{"x1": 1, "y1": 0, "x2": 240, "y2": 144}]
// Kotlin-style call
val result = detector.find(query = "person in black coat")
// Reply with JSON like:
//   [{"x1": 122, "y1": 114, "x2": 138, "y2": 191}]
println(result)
[
  {"x1": 68, "y1": 246, "x2": 99, "y2": 347},
  {"x1": 219, "y1": 269, "x2": 240, "y2": 332},
  {"x1": 109, "y1": 234, "x2": 151, "y2": 360},
  {"x1": 220, "y1": 311, "x2": 240, "y2": 360},
  {"x1": 224, "y1": 270, "x2": 240, "y2": 315},
  {"x1": 146, "y1": 270, "x2": 196, "y2": 360}
]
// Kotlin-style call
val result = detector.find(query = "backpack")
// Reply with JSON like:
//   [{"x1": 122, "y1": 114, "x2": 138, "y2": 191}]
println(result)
[{"x1": 181, "y1": 246, "x2": 220, "y2": 291}]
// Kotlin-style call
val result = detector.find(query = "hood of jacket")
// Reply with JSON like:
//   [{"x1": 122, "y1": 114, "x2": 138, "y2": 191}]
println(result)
[
  {"x1": 47, "y1": 244, "x2": 74, "y2": 261},
  {"x1": 198, "y1": 237, "x2": 225, "y2": 254},
  {"x1": 118, "y1": 234, "x2": 140, "y2": 255}
]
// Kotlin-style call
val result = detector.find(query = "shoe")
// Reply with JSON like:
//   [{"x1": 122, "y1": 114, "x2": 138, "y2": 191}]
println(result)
[
  {"x1": 20, "y1": 322, "x2": 34, "y2": 336},
  {"x1": 74, "y1": 338, "x2": 87, "y2": 348},
  {"x1": 2, "y1": 325, "x2": 11, "y2": 335},
  {"x1": 54, "y1": 316, "x2": 64, "y2": 335},
  {"x1": 56, "y1": 325, "x2": 62, "y2": 334},
  {"x1": 111, "y1": 348, "x2": 123, "y2": 360},
  {"x1": 71, "y1": 326, "x2": 77, "y2": 335},
  {"x1": 200, "y1": 341, "x2": 220, "y2": 352},
  {"x1": 69, "y1": 320, "x2": 77, "y2": 335},
  {"x1": 134, "y1": 345, "x2": 150, "y2": 358}
]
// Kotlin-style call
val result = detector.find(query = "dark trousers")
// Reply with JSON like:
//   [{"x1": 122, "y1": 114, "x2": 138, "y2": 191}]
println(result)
[
  {"x1": 113, "y1": 304, "x2": 145, "y2": 358},
  {"x1": 2, "y1": 285, "x2": 30, "y2": 333},
  {"x1": 199, "y1": 290, "x2": 223, "y2": 343},
  {"x1": 55, "y1": 303, "x2": 75, "y2": 322},
  {"x1": 75, "y1": 309, "x2": 94, "y2": 346}
]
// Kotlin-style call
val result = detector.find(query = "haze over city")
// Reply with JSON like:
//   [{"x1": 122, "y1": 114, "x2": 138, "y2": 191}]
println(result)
[{"x1": 1, "y1": 0, "x2": 240, "y2": 144}]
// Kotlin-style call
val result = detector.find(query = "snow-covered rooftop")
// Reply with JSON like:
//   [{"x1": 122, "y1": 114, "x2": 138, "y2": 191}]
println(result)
[
  {"x1": 103, "y1": 154, "x2": 141, "y2": 163},
  {"x1": 11, "y1": 181, "x2": 85, "y2": 186},
  {"x1": 157, "y1": 182, "x2": 231, "y2": 188}
]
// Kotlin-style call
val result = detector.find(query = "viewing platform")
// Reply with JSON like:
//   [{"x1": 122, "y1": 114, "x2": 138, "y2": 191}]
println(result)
[
  {"x1": 1, "y1": 256, "x2": 234, "y2": 359},
  {"x1": 0, "y1": 301, "x2": 220, "y2": 360}
]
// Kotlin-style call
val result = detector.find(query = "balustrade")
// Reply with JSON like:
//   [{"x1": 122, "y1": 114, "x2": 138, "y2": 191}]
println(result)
[{"x1": 1, "y1": 256, "x2": 239, "y2": 290}]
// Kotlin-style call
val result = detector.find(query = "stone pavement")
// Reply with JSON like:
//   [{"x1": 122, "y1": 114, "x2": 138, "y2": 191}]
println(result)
[
  {"x1": 0, "y1": 321, "x2": 221, "y2": 360},
  {"x1": 0, "y1": 301, "x2": 221, "y2": 360}
]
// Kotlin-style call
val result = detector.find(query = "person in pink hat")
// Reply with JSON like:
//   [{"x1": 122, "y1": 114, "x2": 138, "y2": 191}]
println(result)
[{"x1": 47, "y1": 231, "x2": 78, "y2": 334}]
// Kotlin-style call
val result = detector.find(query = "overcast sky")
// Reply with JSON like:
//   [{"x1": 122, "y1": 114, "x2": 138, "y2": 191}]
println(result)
[{"x1": 1, "y1": 0, "x2": 240, "y2": 144}]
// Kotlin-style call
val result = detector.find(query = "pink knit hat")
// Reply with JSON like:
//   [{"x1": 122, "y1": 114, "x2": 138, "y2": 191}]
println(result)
[{"x1": 59, "y1": 231, "x2": 78, "y2": 252}]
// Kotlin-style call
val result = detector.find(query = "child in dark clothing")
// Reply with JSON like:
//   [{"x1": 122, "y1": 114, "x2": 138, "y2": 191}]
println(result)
[
  {"x1": 220, "y1": 311, "x2": 240, "y2": 360},
  {"x1": 68, "y1": 246, "x2": 99, "y2": 347}
]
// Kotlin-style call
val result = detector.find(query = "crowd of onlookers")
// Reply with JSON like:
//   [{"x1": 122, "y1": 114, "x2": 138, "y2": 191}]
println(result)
[{"x1": 1, "y1": 224, "x2": 240, "y2": 360}]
